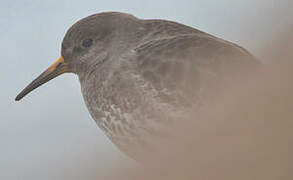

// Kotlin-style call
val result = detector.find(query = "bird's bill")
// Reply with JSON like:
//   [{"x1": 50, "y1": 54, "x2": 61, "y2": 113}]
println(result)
[{"x1": 15, "y1": 56, "x2": 69, "y2": 101}]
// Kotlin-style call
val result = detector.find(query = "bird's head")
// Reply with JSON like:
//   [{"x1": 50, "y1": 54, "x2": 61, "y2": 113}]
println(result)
[{"x1": 15, "y1": 12, "x2": 141, "y2": 101}]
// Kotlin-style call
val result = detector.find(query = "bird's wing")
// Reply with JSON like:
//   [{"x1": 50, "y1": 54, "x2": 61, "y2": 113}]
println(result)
[{"x1": 131, "y1": 34, "x2": 259, "y2": 105}]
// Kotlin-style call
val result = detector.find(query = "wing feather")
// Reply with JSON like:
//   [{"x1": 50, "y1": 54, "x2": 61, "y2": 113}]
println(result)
[{"x1": 132, "y1": 34, "x2": 259, "y2": 104}]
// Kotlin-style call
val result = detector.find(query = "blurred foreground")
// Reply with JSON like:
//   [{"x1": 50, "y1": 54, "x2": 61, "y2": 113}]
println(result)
[{"x1": 106, "y1": 30, "x2": 293, "y2": 180}]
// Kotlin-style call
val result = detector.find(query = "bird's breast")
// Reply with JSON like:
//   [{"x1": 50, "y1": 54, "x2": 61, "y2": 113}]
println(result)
[{"x1": 78, "y1": 64, "x2": 198, "y2": 158}]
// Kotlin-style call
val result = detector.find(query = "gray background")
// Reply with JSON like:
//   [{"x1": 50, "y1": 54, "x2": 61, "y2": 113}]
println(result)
[{"x1": 1, "y1": 0, "x2": 292, "y2": 178}]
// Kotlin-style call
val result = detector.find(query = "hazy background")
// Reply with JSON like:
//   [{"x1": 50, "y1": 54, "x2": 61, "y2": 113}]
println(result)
[{"x1": 1, "y1": 0, "x2": 293, "y2": 179}]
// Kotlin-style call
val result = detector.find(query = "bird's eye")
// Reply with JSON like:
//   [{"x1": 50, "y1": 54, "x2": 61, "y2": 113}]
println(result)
[{"x1": 82, "y1": 38, "x2": 93, "y2": 48}]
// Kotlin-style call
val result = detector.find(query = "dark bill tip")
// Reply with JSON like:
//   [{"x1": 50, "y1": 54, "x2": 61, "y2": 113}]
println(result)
[{"x1": 15, "y1": 56, "x2": 68, "y2": 101}]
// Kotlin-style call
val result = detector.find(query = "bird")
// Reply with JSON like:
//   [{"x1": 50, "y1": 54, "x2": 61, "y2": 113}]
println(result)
[{"x1": 15, "y1": 12, "x2": 260, "y2": 160}]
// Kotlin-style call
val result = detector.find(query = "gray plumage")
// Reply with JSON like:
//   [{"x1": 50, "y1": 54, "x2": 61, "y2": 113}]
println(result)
[{"x1": 17, "y1": 12, "x2": 260, "y2": 160}]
